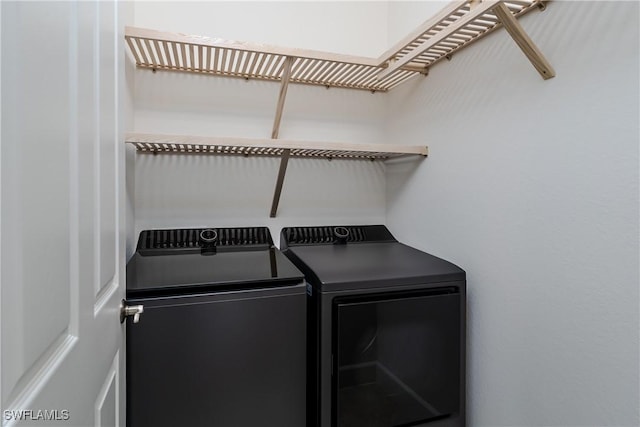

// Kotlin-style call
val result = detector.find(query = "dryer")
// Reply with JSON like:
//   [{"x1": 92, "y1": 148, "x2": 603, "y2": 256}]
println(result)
[{"x1": 281, "y1": 225, "x2": 466, "y2": 427}]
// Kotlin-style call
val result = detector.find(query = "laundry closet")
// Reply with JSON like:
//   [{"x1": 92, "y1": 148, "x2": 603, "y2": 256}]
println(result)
[
  {"x1": 124, "y1": 2, "x2": 639, "y2": 426},
  {"x1": 0, "y1": 1, "x2": 637, "y2": 427}
]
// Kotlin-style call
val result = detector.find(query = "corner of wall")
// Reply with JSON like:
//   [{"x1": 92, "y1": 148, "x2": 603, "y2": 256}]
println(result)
[{"x1": 122, "y1": 1, "x2": 136, "y2": 261}]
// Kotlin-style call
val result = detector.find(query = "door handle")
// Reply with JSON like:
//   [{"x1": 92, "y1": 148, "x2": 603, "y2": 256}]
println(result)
[{"x1": 120, "y1": 300, "x2": 144, "y2": 324}]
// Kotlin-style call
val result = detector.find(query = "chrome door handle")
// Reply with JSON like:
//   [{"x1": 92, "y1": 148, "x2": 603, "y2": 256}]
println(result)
[{"x1": 120, "y1": 300, "x2": 144, "y2": 324}]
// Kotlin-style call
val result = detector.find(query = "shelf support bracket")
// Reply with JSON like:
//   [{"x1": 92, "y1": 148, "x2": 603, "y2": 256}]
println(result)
[
  {"x1": 270, "y1": 56, "x2": 294, "y2": 218},
  {"x1": 493, "y1": 2, "x2": 555, "y2": 80}
]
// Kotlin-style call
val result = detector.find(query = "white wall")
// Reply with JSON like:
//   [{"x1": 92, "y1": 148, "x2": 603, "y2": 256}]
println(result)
[
  {"x1": 386, "y1": 1, "x2": 447, "y2": 47},
  {"x1": 124, "y1": 7, "x2": 137, "y2": 260},
  {"x1": 385, "y1": 2, "x2": 639, "y2": 426},
  {"x1": 133, "y1": 1, "x2": 388, "y2": 57},
  {"x1": 131, "y1": 2, "x2": 390, "y2": 245}
]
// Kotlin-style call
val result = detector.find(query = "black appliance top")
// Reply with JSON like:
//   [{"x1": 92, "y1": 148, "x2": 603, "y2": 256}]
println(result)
[
  {"x1": 280, "y1": 225, "x2": 465, "y2": 292},
  {"x1": 127, "y1": 227, "x2": 304, "y2": 298},
  {"x1": 280, "y1": 225, "x2": 396, "y2": 249}
]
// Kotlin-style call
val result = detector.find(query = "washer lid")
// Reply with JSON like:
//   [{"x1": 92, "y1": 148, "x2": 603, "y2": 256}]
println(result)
[
  {"x1": 127, "y1": 226, "x2": 303, "y2": 297},
  {"x1": 284, "y1": 241, "x2": 465, "y2": 292},
  {"x1": 126, "y1": 248, "x2": 304, "y2": 297}
]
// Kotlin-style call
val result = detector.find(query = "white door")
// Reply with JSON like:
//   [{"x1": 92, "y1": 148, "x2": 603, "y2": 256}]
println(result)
[{"x1": 1, "y1": 2, "x2": 129, "y2": 426}]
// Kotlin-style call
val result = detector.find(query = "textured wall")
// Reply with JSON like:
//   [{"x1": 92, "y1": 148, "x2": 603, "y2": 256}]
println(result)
[
  {"x1": 385, "y1": 2, "x2": 639, "y2": 426},
  {"x1": 133, "y1": 1, "x2": 389, "y2": 57}
]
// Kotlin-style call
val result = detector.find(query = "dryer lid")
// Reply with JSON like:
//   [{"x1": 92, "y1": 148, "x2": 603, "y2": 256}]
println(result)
[{"x1": 281, "y1": 225, "x2": 464, "y2": 292}]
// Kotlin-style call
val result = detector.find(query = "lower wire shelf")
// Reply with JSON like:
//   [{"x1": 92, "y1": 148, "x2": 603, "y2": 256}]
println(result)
[
  {"x1": 125, "y1": 132, "x2": 428, "y2": 161},
  {"x1": 125, "y1": 132, "x2": 428, "y2": 217}
]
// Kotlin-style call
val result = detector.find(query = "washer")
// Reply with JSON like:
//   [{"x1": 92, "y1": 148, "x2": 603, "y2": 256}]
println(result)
[
  {"x1": 125, "y1": 227, "x2": 306, "y2": 427},
  {"x1": 280, "y1": 225, "x2": 466, "y2": 427}
]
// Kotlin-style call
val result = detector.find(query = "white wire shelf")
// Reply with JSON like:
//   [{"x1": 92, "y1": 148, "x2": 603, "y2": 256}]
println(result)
[
  {"x1": 124, "y1": 1, "x2": 546, "y2": 92},
  {"x1": 125, "y1": 133, "x2": 429, "y2": 161}
]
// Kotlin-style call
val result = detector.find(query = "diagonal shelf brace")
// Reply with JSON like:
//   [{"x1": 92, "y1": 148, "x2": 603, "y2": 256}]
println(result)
[
  {"x1": 270, "y1": 57, "x2": 294, "y2": 218},
  {"x1": 272, "y1": 57, "x2": 294, "y2": 139},
  {"x1": 270, "y1": 150, "x2": 291, "y2": 217},
  {"x1": 493, "y1": 2, "x2": 555, "y2": 79}
]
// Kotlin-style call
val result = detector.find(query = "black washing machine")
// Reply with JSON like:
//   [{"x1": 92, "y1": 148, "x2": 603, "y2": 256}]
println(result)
[
  {"x1": 124, "y1": 227, "x2": 306, "y2": 427},
  {"x1": 280, "y1": 225, "x2": 466, "y2": 427}
]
